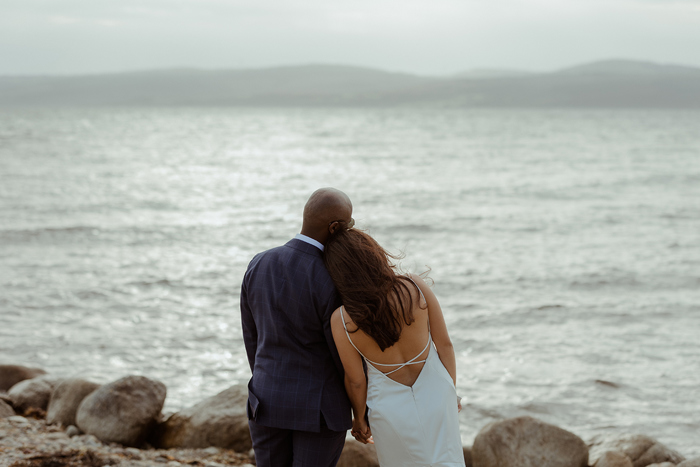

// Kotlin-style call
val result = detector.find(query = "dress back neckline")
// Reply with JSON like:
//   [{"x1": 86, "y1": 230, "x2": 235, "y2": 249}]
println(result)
[{"x1": 339, "y1": 276, "x2": 431, "y2": 376}]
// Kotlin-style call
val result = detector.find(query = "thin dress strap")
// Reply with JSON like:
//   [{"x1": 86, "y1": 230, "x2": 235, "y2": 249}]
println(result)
[
  {"x1": 408, "y1": 276, "x2": 427, "y2": 307},
  {"x1": 340, "y1": 276, "x2": 431, "y2": 376},
  {"x1": 340, "y1": 305, "x2": 368, "y2": 359}
]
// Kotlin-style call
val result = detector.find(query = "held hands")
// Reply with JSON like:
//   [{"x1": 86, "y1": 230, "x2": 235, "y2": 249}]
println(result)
[
  {"x1": 351, "y1": 417, "x2": 374, "y2": 444},
  {"x1": 457, "y1": 395, "x2": 463, "y2": 413}
]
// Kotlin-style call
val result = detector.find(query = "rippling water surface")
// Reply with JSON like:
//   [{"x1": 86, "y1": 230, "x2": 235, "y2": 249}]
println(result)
[{"x1": 1, "y1": 107, "x2": 699, "y2": 455}]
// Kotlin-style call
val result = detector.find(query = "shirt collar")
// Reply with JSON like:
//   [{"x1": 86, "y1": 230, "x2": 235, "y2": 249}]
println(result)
[{"x1": 294, "y1": 233, "x2": 324, "y2": 252}]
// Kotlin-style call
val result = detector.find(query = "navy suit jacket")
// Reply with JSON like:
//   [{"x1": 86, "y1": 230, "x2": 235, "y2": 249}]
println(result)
[{"x1": 240, "y1": 238, "x2": 352, "y2": 432}]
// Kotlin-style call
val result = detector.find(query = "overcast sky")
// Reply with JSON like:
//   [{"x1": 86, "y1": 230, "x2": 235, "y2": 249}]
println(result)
[{"x1": 1, "y1": 0, "x2": 700, "y2": 76}]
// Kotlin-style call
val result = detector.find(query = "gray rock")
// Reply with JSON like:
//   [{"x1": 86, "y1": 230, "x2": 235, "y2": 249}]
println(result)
[
  {"x1": 644, "y1": 463, "x2": 676, "y2": 467},
  {"x1": 595, "y1": 451, "x2": 634, "y2": 467},
  {"x1": 588, "y1": 434, "x2": 685, "y2": 467},
  {"x1": 47, "y1": 378, "x2": 101, "y2": 426},
  {"x1": 151, "y1": 384, "x2": 251, "y2": 452},
  {"x1": 679, "y1": 459, "x2": 700, "y2": 467},
  {"x1": 8, "y1": 375, "x2": 62, "y2": 413},
  {"x1": 637, "y1": 445, "x2": 685, "y2": 467},
  {"x1": 337, "y1": 439, "x2": 379, "y2": 467},
  {"x1": 45, "y1": 431, "x2": 68, "y2": 440},
  {"x1": 79, "y1": 433, "x2": 103, "y2": 447},
  {"x1": 65, "y1": 425, "x2": 81, "y2": 437},
  {"x1": 76, "y1": 375, "x2": 166, "y2": 447},
  {"x1": 0, "y1": 365, "x2": 47, "y2": 392},
  {"x1": 472, "y1": 416, "x2": 589, "y2": 467},
  {"x1": 7, "y1": 415, "x2": 30, "y2": 425},
  {"x1": 0, "y1": 398, "x2": 15, "y2": 418}
]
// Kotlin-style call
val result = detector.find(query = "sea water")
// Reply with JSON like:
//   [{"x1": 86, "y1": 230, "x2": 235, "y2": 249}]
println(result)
[{"x1": 1, "y1": 107, "x2": 698, "y2": 455}]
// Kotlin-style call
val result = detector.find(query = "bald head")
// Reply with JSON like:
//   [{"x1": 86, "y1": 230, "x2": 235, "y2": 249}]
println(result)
[{"x1": 300, "y1": 188, "x2": 353, "y2": 245}]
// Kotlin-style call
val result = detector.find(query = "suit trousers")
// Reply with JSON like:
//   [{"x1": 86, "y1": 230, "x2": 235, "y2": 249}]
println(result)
[{"x1": 248, "y1": 416, "x2": 346, "y2": 467}]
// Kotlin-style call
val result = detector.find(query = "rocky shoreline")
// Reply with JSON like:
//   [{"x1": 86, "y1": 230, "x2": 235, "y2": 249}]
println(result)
[
  {"x1": 0, "y1": 415, "x2": 254, "y2": 467},
  {"x1": 1, "y1": 364, "x2": 698, "y2": 467}
]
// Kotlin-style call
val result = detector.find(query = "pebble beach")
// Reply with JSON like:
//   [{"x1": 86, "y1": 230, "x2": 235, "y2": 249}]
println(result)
[{"x1": 0, "y1": 414, "x2": 254, "y2": 467}]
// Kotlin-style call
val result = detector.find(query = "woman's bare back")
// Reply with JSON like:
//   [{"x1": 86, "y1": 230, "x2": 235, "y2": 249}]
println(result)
[{"x1": 341, "y1": 276, "x2": 430, "y2": 387}]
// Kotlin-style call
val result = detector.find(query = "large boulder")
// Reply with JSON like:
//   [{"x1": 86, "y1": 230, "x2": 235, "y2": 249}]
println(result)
[
  {"x1": 464, "y1": 446, "x2": 473, "y2": 467},
  {"x1": 76, "y1": 375, "x2": 166, "y2": 447},
  {"x1": 679, "y1": 459, "x2": 700, "y2": 467},
  {"x1": 0, "y1": 365, "x2": 46, "y2": 392},
  {"x1": 47, "y1": 378, "x2": 101, "y2": 426},
  {"x1": 472, "y1": 416, "x2": 588, "y2": 467},
  {"x1": 588, "y1": 434, "x2": 685, "y2": 467},
  {"x1": 337, "y1": 439, "x2": 379, "y2": 467},
  {"x1": 0, "y1": 392, "x2": 12, "y2": 406},
  {"x1": 151, "y1": 385, "x2": 251, "y2": 452},
  {"x1": 594, "y1": 451, "x2": 634, "y2": 467},
  {"x1": 0, "y1": 398, "x2": 15, "y2": 418},
  {"x1": 8, "y1": 375, "x2": 62, "y2": 413}
]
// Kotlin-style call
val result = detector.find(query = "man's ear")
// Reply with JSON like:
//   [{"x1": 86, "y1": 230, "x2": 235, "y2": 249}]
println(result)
[{"x1": 328, "y1": 221, "x2": 340, "y2": 235}]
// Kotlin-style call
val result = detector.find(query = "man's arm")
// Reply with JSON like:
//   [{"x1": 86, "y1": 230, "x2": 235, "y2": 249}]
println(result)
[
  {"x1": 240, "y1": 274, "x2": 257, "y2": 372},
  {"x1": 322, "y1": 290, "x2": 346, "y2": 376}
]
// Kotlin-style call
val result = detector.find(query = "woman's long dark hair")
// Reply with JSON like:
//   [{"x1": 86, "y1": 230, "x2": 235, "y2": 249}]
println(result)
[{"x1": 324, "y1": 228, "x2": 420, "y2": 351}]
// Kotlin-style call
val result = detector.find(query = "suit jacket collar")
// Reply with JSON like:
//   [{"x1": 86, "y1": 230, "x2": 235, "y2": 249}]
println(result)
[{"x1": 285, "y1": 238, "x2": 323, "y2": 257}]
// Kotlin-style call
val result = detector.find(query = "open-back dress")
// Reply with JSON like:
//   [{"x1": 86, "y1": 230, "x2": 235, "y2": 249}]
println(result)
[{"x1": 339, "y1": 280, "x2": 464, "y2": 466}]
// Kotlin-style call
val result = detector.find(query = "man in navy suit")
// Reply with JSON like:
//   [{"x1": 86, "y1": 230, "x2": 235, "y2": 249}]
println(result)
[{"x1": 240, "y1": 188, "x2": 354, "y2": 467}]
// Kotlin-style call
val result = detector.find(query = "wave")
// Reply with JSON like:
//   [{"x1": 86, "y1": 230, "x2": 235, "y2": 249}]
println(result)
[
  {"x1": 568, "y1": 273, "x2": 643, "y2": 289},
  {"x1": 0, "y1": 226, "x2": 102, "y2": 242},
  {"x1": 386, "y1": 223, "x2": 434, "y2": 233},
  {"x1": 125, "y1": 279, "x2": 182, "y2": 288},
  {"x1": 0, "y1": 225, "x2": 182, "y2": 245},
  {"x1": 122, "y1": 279, "x2": 218, "y2": 292},
  {"x1": 659, "y1": 212, "x2": 699, "y2": 220}
]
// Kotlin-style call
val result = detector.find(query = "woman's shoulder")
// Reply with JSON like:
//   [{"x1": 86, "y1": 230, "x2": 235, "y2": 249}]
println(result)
[
  {"x1": 403, "y1": 272, "x2": 429, "y2": 286},
  {"x1": 401, "y1": 272, "x2": 417, "y2": 283},
  {"x1": 330, "y1": 306, "x2": 343, "y2": 326},
  {"x1": 401, "y1": 273, "x2": 429, "y2": 296},
  {"x1": 330, "y1": 305, "x2": 358, "y2": 332}
]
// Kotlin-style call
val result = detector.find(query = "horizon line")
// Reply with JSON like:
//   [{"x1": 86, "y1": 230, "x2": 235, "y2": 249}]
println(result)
[{"x1": 2, "y1": 57, "x2": 700, "y2": 79}]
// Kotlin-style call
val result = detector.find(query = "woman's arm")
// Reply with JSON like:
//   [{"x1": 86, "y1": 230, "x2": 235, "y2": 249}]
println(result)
[
  {"x1": 330, "y1": 308, "x2": 373, "y2": 444},
  {"x1": 410, "y1": 274, "x2": 457, "y2": 386}
]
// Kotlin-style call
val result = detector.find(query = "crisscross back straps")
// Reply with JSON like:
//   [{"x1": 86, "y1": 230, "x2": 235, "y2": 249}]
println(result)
[{"x1": 340, "y1": 276, "x2": 431, "y2": 374}]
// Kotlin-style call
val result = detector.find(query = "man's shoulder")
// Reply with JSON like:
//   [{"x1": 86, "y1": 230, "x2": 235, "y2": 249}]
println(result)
[
  {"x1": 252, "y1": 239, "x2": 322, "y2": 261},
  {"x1": 245, "y1": 240, "x2": 308, "y2": 272},
  {"x1": 253, "y1": 244, "x2": 287, "y2": 260},
  {"x1": 242, "y1": 240, "x2": 339, "y2": 312},
  {"x1": 245, "y1": 245, "x2": 284, "y2": 273}
]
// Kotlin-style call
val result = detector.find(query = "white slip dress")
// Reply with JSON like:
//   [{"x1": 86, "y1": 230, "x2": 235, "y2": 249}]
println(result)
[{"x1": 340, "y1": 283, "x2": 464, "y2": 466}]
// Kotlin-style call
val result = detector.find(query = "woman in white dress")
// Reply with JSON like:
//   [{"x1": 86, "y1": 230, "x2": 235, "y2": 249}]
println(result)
[{"x1": 324, "y1": 228, "x2": 464, "y2": 467}]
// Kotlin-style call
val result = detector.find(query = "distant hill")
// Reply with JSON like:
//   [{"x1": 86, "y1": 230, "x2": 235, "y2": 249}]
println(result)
[
  {"x1": 0, "y1": 65, "x2": 431, "y2": 107},
  {"x1": 386, "y1": 60, "x2": 700, "y2": 108},
  {"x1": 1, "y1": 60, "x2": 699, "y2": 108},
  {"x1": 556, "y1": 59, "x2": 700, "y2": 76},
  {"x1": 452, "y1": 68, "x2": 533, "y2": 79}
]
